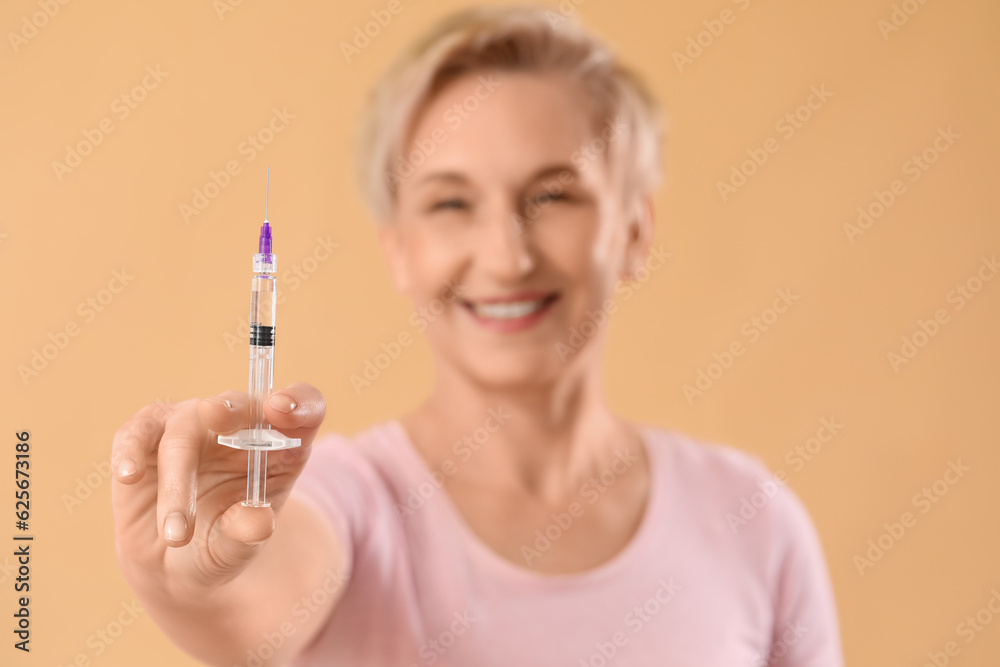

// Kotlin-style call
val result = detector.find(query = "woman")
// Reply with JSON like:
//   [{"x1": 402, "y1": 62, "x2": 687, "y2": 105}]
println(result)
[{"x1": 111, "y1": 6, "x2": 843, "y2": 665}]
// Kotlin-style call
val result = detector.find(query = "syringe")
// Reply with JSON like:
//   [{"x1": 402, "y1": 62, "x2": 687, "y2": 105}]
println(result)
[{"x1": 218, "y1": 168, "x2": 300, "y2": 507}]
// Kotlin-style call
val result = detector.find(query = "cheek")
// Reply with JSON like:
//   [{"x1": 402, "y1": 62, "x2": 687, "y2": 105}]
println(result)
[
  {"x1": 535, "y1": 211, "x2": 607, "y2": 284},
  {"x1": 404, "y1": 228, "x2": 469, "y2": 300}
]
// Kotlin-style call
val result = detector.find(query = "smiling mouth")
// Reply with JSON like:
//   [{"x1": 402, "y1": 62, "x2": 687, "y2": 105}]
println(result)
[
  {"x1": 467, "y1": 297, "x2": 555, "y2": 318},
  {"x1": 461, "y1": 293, "x2": 560, "y2": 324}
]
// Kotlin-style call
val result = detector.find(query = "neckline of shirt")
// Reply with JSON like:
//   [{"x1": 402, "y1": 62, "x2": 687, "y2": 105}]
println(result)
[{"x1": 383, "y1": 418, "x2": 668, "y2": 590}]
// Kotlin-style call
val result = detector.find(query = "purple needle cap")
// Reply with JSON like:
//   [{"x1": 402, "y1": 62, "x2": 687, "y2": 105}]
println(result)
[{"x1": 258, "y1": 221, "x2": 273, "y2": 254}]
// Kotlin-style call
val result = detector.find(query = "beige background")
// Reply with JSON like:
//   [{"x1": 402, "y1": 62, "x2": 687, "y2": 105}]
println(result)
[{"x1": 2, "y1": 0, "x2": 998, "y2": 664}]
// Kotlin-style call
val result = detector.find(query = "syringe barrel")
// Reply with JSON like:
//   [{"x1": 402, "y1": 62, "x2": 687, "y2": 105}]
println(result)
[
  {"x1": 247, "y1": 255, "x2": 277, "y2": 443},
  {"x1": 247, "y1": 345, "x2": 274, "y2": 442}
]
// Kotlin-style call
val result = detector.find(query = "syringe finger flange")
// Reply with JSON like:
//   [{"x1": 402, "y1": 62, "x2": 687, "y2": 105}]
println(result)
[{"x1": 217, "y1": 429, "x2": 302, "y2": 450}]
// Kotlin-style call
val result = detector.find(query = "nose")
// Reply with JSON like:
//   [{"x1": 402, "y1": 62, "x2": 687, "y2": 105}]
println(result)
[{"x1": 475, "y1": 202, "x2": 536, "y2": 280}]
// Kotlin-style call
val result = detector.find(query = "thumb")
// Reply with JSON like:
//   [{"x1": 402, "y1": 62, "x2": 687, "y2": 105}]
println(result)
[{"x1": 208, "y1": 502, "x2": 276, "y2": 572}]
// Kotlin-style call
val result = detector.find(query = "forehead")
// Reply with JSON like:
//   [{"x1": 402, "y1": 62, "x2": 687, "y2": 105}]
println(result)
[{"x1": 403, "y1": 70, "x2": 602, "y2": 184}]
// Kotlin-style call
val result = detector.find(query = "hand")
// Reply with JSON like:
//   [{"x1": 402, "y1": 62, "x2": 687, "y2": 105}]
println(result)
[{"x1": 111, "y1": 382, "x2": 325, "y2": 599}]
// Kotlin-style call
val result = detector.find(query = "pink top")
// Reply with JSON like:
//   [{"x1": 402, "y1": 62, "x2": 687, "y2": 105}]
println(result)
[{"x1": 290, "y1": 420, "x2": 843, "y2": 666}]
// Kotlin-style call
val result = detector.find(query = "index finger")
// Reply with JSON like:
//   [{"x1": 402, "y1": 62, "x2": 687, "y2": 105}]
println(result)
[
  {"x1": 262, "y1": 381, "x2": 326, "y2": 445},
  {"x1": 199, "y1": 382, "x2": 326, "y2": 449}
]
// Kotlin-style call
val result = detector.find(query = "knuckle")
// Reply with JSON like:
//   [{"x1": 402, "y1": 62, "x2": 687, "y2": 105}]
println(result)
[
  {"x1": 159, "y1": 435, "x2": 195, "y2": 452},
  {"x1": 135, "y1": 416, "x2": 160, "y2": 435},
  {"x1": 165, "y1": 399, "x2": 204, "y2": 430},
  {"x1": 159, "y1": 478, "x2": 187, "y2": 500},
  {"x1": 113, "y1": 426, "x2": 144, "y2": 453},
  {"x1": 120, "y1": 433, "x2": 141, "y2": 452},
  {"x1": 137, "y1": 401, "x2": 171, "y2": 423},
  {"x1": 112, "y1": 421, "x2": 133, "y2": 443},
  {"x1": 116, "y1": 402, "x2": 171, "y2": 443}
]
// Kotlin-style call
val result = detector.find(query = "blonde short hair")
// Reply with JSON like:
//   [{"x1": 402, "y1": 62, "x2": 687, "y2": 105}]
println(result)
[{"x1": 355, "y1": 5, "x2": 664, "y2": 222}]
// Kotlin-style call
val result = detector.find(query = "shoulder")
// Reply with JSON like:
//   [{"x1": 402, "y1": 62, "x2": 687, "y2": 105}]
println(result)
[
  {"x1": 643, "y1": 425, "x2": 817, "y2": 543},
  {"x1": 643, "y1": 425, "x2": 834, "y2": 610},
  {"x1": 646, "y1": 425, "x2": 778, "y2": 495}
]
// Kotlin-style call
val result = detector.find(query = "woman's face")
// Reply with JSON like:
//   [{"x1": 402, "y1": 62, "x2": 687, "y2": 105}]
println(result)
[{"x1": 380, "y1": 69, "x2": 652, "y2": 389}]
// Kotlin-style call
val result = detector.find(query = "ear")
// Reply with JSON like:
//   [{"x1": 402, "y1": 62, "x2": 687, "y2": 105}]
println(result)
[
  {"x1": 621, "y1": 194, "x2": 655, "y2": 279},
  {"x1": 376, "y1": 223, "x2": 412, "y2": 295}
]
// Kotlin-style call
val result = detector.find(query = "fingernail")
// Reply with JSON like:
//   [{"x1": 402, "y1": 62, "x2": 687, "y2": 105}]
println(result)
[
  {"x1": 117, "y1": 458, "x2": 137, "y2": 478},
  {"x1": 268, "y1": 394, "x2": 297, "y2": 413},
  {"x1": 205, "y1": 396, "x2": 233, "y2": 409},
  {"x1": 164, "y1": 512, "x2": 188, "y2": 542}
]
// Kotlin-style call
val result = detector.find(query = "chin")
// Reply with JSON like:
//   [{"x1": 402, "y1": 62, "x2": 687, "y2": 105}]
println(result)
[{"x1": 452, "y1": 345, "x2": 569, "y2": 390}]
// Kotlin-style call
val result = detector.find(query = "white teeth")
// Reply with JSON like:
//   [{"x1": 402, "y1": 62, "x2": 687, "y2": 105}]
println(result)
[{"x1": 472, "y1": 299, "x2": 547, "y2": 319}]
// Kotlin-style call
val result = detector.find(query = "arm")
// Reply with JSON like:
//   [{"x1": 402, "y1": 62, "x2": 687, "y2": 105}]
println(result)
[{"x1": 767, "y1": 487, "x2": 844, "y2": 667}]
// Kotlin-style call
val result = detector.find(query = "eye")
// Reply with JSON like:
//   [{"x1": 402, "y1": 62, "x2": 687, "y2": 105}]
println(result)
[
  {"x1": 534, "y1": 191, "x2": 567, "y2": 205},
  {"x1": 430, "y1": 198, "x2": 469, "y2": 212}
]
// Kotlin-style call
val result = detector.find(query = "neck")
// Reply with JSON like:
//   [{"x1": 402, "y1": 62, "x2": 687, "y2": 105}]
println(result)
[{"x1": 403, "y1": 354, "x2": 641, "y2": 505}]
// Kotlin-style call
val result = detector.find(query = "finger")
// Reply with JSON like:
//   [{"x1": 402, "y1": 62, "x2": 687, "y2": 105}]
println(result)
[
  {"x1": 198, "y1": 391, "x2": 250, "y2": 435},
  {"x1": 156, "y1": 399, "x2": 206, "y2": 548},
  {"x1": 112, "y1": 401, "x2": 171, "y2": 486},
  {"x1": 263, "y1": 381, "x2": 326, "y2": 446},
  {"x1": 208, "y1": 502, "x2": 276, "y2": 572}
]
